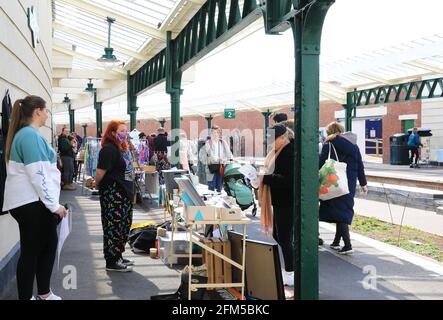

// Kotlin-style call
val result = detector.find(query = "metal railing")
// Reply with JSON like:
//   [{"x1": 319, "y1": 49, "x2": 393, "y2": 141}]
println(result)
[{"x1": 365, "y1": 138, "x2": 384, "y2": 158}]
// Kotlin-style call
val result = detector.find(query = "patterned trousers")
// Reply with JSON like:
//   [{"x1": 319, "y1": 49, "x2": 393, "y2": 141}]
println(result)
[{"x1": 99, "y1": 182, "x2": 133, "y2": 265}]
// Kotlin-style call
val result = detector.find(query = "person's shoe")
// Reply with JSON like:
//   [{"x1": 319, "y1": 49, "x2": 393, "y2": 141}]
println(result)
[
  {"x1": 318, "y1": 238, "x2": 324, "y2": 246},
  {"x1": 338, "y1": 247, "x2": 354, "y2": 255},
  {"x1": 119, "y1": 257, "x2": 135, "y2": 266},
  {"x1": 415, "y1": 164, "x2": 420, "y2": 169},
  {"x1": 409, "y1": 164, "x2": 414, "y2": 168},
  {"x1": 106, "y1": 260, "x2": 133, "y2": 272},
  {"x1": 35, "y1": 291, "x2": 62, "y2": 300},
  {"x1": 62, "y1": 184, "x2": 76, "y2": 191},
  {"x1": 282, "y1": 270, "x2": 294, "y2": 287},
  {"x1": 330, "y1": 244, "x2": 341, "y2": 251}
]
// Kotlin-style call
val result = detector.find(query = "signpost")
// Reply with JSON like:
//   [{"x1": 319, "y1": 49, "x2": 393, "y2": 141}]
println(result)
[{"x1": 224, "y1": 108, "x2": 235, "y2": 119}]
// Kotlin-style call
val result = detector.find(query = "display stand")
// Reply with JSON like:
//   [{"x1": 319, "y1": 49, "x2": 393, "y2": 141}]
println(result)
[{"x1": 178, "y1": 217, "x2": 251, "y2": 300}]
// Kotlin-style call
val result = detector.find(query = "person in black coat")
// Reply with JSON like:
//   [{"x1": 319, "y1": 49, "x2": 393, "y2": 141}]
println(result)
[
  {"x1": 319, "y1": 122, "x2": 368, "y2": 255},
  {"x1": 260, "y1": 124, "x2": 295, "y2": 286},
  {"x1": 153, "y1": 127, "x2": 170, "y2": 152}
]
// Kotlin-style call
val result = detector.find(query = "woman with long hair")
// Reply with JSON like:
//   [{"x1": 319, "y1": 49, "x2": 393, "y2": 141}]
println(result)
[
  {"x1": 3, "y1": 95, "x2": 67, "y2": 300},
  {"x1": 94, "y1": 120, "x2": 135, "y2": 272}
]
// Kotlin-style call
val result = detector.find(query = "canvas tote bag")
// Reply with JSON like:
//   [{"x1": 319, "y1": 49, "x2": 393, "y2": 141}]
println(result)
[{"x1": 319, "y1": 142, "x2": 349, "y2": 201}]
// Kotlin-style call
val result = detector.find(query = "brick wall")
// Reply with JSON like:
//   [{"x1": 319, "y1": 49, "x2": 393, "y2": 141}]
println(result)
[
  {"x1": 58, "y1": 101, "x2": 421, "y2": 164},
  {"x1": 381, "y1": 100, "x2": 421, "y2": 163},
  {"x1": 319, "y1": 102, "x2": 345, "y2": 128}
]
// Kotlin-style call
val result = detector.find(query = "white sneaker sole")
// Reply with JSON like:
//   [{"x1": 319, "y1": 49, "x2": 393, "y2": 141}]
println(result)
[
  {"x1": 338, "y1": 250, "x2": 354, "y2": 255},
  {"x1": 330, "y1": 246, "x2": 341, "y2": 251},
  {"x1": 106, "y1": 267, "x2": 133, "y2": 272}
]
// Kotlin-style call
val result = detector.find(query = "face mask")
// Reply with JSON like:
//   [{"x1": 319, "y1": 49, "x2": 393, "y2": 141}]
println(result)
[{"x1": 117, "y1": 132, "x2": 128, "y2": 143}]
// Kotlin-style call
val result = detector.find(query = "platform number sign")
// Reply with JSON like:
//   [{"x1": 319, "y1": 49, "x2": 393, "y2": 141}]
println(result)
[
  {"x1": 28, "y1": 6, "x2": 40, "y2": 48},
  {"x1": 224, "y1": 108, "x2": 235, "y2": 119}
]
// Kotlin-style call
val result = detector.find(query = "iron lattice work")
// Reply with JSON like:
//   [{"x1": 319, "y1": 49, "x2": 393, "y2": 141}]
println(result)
[
  {"x1": 345, "y1": 77, "x2": 443, "y2": 130},
  {"x1": 349, "y1": 77, "x2": 443, "y2": 107},
  {"x1": 131, "y1": 0, "x2": 265, "y2": 95}
]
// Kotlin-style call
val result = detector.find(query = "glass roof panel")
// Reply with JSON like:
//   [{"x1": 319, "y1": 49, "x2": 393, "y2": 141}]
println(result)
[
  {"x1": 88, "y1": 0, "x2": 178, "y2": 28},
  {"x1": 54, "y1": 30, "x2": 130, "y2": 62},
  {"x1": 54, "y1": 1, "x2": 152, "y2": 54}
]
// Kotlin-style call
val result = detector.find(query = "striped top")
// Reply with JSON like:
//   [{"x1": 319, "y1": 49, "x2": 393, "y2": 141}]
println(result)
[{"x1": 3, "y1": 126, "x2": 61, "y2": 213}]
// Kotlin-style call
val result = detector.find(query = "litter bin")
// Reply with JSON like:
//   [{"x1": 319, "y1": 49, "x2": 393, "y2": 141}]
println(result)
[{"x1": 390, "y1": 133, "x2": 410, "y2": 165}]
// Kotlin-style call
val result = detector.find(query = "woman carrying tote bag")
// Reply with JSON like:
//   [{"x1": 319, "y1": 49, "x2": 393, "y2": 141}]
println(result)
[{"x1": 319, "y1": 122, "x2": 368, "y2": 255}]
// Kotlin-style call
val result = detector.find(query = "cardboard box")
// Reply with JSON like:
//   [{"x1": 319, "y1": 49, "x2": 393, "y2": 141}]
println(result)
[
  {"x1": 218, "y1": 207, "x2": 243, "y2": 220},
  {"x1": 157, "y1": 231, "x2": 190, "y2": 265},
  {"x1": 183, "y1": 205, "x2": 218, "y2": 222},
  {"x1": 142, "y1": 165, "x2": 156, "y2": 172}
]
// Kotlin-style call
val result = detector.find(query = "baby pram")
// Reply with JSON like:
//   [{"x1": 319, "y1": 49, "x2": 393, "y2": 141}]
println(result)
[{"x1": 222, "y1": 163, "x2": 257, "y2": 217}]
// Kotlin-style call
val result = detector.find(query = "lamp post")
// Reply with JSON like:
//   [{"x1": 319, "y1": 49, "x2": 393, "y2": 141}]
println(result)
[
  {"x1": 98, "y1": 17, "x2": 120, "y2": 70},
  {"x1": 63, "y1": 94, "x2": 75, "y2": 133}
]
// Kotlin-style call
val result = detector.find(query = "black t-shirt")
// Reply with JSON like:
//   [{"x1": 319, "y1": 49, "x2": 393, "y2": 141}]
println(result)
[{"x1": 97, "y1": 143, "x2": 134, "y2": 200}]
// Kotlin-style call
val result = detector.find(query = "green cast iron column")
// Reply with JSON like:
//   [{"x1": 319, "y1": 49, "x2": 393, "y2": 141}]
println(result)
[
  {"x1": 262, "y1": 110, "x2": 272, "y2": 155},
  {"x1": 94, "y1": 90, "x2": 103, "y2": 137},
  {"x1": 68, "y1": 104, "x2": 75, "y2": 133},
  {"x1": 345, "y1": 90, "x2": 355, "y2": 131},
  {"x1": 82, "y1": 124, "x2": 87, "y2": 140},
  {"x1": 95, "y1": 102, "x2": 103, "y2": 137},
  {"x1": 166, "y1": 31, "x2": 183, "y2": 168},
  {"x1": 205, "y1": 115, "x2": 213, "y2": 130},
  {"x1": 127, "y1": 71, "x2": 138, "y2": 131},
  {"x1": 170, "y1": 89, "x2": 182, "y2": 168},
  {"x1": 291, "y1": 0, "x2": 334, "y2": 300}
]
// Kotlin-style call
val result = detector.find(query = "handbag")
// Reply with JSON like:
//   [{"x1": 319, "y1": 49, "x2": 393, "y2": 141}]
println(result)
[
  {"x1": 319, "y1": 142, "x2": 349, "y2": 201},
  {"x1": 208, "y1": 163, "x2": 221, "y2": 174}
]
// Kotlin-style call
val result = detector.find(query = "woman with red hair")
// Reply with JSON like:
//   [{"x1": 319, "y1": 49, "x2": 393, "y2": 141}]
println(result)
[{"x1": 95, "y1": 120, "x2": 135, "y2": 272}]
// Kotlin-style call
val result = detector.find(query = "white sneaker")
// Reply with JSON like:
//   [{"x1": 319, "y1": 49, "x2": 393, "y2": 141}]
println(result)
[
  {"x1": 36, "y1": 292, "x2": 62, "y2": 300},
  {"x1": 282, "y1": 270, "x2": 294, "y2": 287}
]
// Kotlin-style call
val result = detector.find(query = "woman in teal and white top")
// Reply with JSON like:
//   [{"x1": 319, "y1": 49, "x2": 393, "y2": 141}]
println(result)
[{"x1": 3, "y1": 95, "x2": 67, "y2": 300}]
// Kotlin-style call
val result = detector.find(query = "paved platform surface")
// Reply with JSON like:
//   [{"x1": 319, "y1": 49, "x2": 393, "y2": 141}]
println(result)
[
  {"x1": 3, "y1": 182, "x2": 443, "y2": 300},
  {"x1": 364, "y1": 162, "x2": 443, "y2": 184}
]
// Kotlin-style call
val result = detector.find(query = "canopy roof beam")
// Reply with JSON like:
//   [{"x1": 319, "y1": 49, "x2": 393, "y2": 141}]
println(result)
[{"x1": 57, "y1": 0, "x2": 166, "y2": 41}]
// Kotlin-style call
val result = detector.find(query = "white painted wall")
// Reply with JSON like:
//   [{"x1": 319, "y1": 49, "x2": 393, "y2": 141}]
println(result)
[
  {"x1": 0, "y1": 0, "x2": 52, "y2": 262},
  {"x1": 352, "y1": 119, "x2": 366, "y2": 156},
  {"x1": 422, "y1": 98, "x2": 443, "y2": 162}
]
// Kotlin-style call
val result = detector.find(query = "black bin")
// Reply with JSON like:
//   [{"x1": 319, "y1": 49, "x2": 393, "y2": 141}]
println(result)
[{"x1": 390, "y1": 133, "x2": 410, "y2": 165}]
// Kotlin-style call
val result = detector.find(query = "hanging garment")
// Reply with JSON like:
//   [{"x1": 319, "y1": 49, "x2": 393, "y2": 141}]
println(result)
[
  {"x1": 137, "y1": 141, "x2": 149, "y2": 165},
  {"x1": 2, "y1": 90, "x2": 12, "y2": 138},
  {"x1": 85, "y1": 139, "x2": 101, "y2": 177},
  {"x1": 0, "y1": 130, "x2": 7, "y2": 215}
]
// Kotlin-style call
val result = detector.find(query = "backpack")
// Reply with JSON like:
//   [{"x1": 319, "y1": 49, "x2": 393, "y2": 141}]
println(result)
[{"x1": 128, "y1": 225, "x2": 157, "y2": 253}]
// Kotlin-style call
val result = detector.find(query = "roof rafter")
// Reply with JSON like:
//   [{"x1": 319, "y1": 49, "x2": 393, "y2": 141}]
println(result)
[
  {"x1": 58, "y1": 0, "x2": 166, "y2": 41},
  {"x1": 53, "y1": 22, "x2": 150, "y2": 61}
]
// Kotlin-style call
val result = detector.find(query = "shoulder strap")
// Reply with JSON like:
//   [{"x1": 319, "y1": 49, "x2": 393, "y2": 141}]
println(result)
[{"x1": 328, "y1": 142, "x2": 340, "y2": 162}]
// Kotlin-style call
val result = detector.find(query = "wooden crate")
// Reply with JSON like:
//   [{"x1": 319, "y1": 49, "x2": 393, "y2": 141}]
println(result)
[{"x1": 202, "y1": 238, "x2": 232, "y2": 290}]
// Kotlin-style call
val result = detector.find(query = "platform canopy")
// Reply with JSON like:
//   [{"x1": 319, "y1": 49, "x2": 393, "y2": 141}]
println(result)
[
  {"x1": 52, "y1": 0, "x2": 206, "y2": 109},
  {"x1": 52, "y1": 0, "x2": 443, "y2": 124}
]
